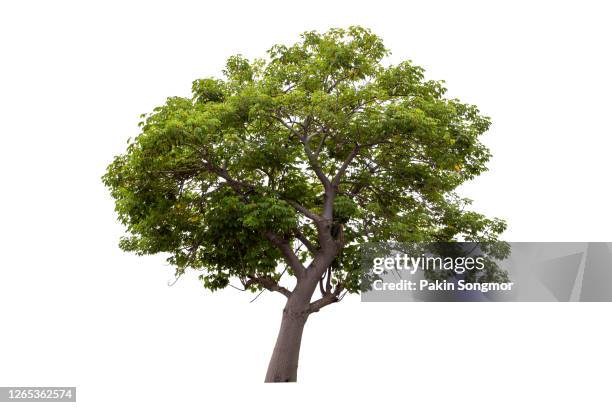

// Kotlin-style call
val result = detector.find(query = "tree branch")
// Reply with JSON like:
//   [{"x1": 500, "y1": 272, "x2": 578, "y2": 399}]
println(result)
[
  {"x1": 308, "y1": 283, "x2": 344, "y2": 313},
  {"x1": 332, "y1": 144, "x2": 360, "y2": 186},
  {"x1": 244, "y1": 275, "x2": 292, "y2": 298},
  {"x1": 264, "y1": 231, "x2": 307, "y2": 279},
  {"x1": 271, "y1": 113, "x2": 331, "y2": 191},
  {"x1": 319, "y1": 270, "x2": 327, "y2": 297},
  {"x1": 301, "y1": 138, "x2": 332, "y2": 189},
  {"x1": 271, "y1": 114, "x2": 302, "y2": 138},
  {"x1": 294, "y1": 228, "x2": 317, "y2": 253},
  {"x1": 314, "y1": 131, "x2": 329, "y2": 158},
  {"x1": 283, "y1": 198, "x2": 323, "y2": 223}
]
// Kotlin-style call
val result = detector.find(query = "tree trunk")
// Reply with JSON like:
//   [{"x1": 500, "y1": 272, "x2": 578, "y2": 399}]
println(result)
[
  {"x1": 265, "y1": 261, "x2": 333, "y2": 382},
  {"x1": 264, "y1": 301, "x2": 309, "y2": 382}
]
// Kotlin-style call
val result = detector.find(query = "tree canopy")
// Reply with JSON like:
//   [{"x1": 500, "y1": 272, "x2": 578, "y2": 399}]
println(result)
[{"x1": 103, "y1": 26, "x2": 505, "y2": 300}]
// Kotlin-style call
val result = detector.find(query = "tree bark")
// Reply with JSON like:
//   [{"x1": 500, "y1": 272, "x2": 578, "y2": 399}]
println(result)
[
  {"x1": 264, "y1": 278, "x2": 319, "y2": 383},
  {"x1": 264, "y1": 305, "x2": 308, "y2": 382},
  {"x1": 264, "y1": 247, "x2": 337, "y2": 382}
]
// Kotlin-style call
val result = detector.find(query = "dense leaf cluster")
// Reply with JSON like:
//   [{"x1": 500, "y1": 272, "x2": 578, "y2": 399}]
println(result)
[{"x1": 103, "y1": 26, "x2": 505, "y2": 295}]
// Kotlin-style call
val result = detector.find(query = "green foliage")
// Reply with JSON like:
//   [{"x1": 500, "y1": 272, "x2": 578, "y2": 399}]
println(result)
[{"x1": 103, "y1": 26, "x2": 505, "y2": 295}]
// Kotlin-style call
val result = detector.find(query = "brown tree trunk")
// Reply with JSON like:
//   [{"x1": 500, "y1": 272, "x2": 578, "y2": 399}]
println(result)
[
  {"x1": 265, "y1": 249, "x2": 336, "y2": 382},
  {"x1": 264, "y1": 278, "x2": 319, "y2": 383},
  {"x1": 264, "y1": 306, "x2": 308, "y2": 382}
]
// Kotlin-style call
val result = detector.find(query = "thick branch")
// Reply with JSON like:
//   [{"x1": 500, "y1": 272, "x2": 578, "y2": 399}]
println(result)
[
  {"x1": 308, "y1": 284, "x2": 344, "y2": 314},
  {"x1": 244, "y1": 275, "x2": 292, "y2": 298},
  {"x1": 294, "y1": 228, "x2": 317, "y2": 253},
  {"x1": 322, "y1": 190, "x2": 335, "y2": 221},
  {"x1": 301, "y1": 137, "x2": 332, "y2": 189},
  {"x1": 264, "y1": 231, "x2": 307, "y2": 279},
  {"x1": 332, "y1": 145, "x2": 360, "y2": 187},
  {"x1": 283, "y1": 199, "x2": 323, "y2": 223}
]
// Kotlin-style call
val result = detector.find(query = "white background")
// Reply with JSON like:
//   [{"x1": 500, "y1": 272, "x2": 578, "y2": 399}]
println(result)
[{"x1": 1, "y1": 0, "x2": 611, "y2": 406}]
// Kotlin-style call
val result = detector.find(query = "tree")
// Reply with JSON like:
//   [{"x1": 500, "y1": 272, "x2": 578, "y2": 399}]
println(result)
[{"x1": 102, "y1": 26, "x2": 506, "y2": 382}]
